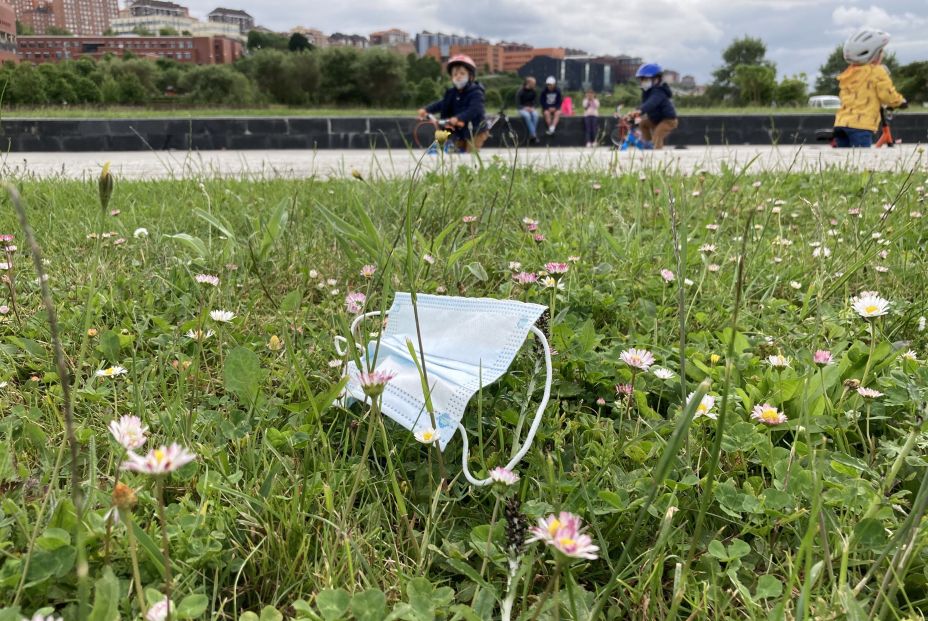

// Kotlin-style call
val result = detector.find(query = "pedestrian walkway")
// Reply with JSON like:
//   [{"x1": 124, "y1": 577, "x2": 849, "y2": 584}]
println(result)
[{"x1": 2, "y1": 146, "x2": 924, "y2": 180}]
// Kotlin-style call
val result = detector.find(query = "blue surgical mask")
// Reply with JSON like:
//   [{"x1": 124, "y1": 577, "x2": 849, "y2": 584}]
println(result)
[{"x1": 340, "y1": 292, "x2": 551, "y2": 485}]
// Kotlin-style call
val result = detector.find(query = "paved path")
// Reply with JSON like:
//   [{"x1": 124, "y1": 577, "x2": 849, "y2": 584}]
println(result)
[{"x1": 1, "y1": 146, "x2": 925, "y2": 180}]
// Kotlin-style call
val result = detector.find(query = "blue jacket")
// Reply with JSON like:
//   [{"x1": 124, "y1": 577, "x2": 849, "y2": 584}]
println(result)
[
  {"x1": 639, "y1": 83, "x2": 677, "y2": 125},
  {"x1": 540, "y1": 86, "x2": 563, "y2": 110},
  {"x1": 425, "y1": 81, "x2": 486, "y2": 139}
]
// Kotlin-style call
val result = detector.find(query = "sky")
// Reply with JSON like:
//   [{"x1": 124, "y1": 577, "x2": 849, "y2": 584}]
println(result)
[{"x1": 182, "y1": 0, "x2": 928, "y2": 82}]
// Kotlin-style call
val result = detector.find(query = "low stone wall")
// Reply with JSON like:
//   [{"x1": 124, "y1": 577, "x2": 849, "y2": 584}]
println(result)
[{"x1": 0, "y1": 114, "x2": 925, "y2": 151}]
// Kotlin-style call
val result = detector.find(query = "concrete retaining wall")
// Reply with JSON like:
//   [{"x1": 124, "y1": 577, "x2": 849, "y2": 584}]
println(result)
[{"x1": 0, "y1": 114, "x2": 925, "y2": 151}]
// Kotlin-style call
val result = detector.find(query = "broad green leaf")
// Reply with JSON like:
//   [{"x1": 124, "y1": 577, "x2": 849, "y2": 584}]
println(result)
[
  {"x1": 349, "y1": 590, "x2": 387, "y2": 621},
  {"x1": 259, "y1": 606, "x2": 283, "y2": 621},
  {"x1": 175, "y1": 594, "x2": 209, "y2": 619},
  {"x1": 708, "y1": 539, "x2": 728, "y2": 561},
  {"x1": 224, "y1": 346, "x2": 262, "y2": 405},
  {"x1": 465, "y1": 261, "x2": 488, "y2": 281},
  {"x1": 88, "y1": 568, "x2": 120, "y2": 621},
  {"x1": 165, "y1": 233, "x2": 208, "y2": 259},
  {"x1": 728, "y1": 538, "x2": 750, "y2": 559},
  {"x1": 754, "y1": 575, "x2": 783, "y2": 599},
  {"x1": 316, "y1": 589, "x2": 350, "y2": 621},
  {"x1": 854, "y1": 518, "x2": 888, "y2": 550},
  {"x1": 97, "y1": 330, "x2": 122, "y2": 365},
  {"x1": 280, "y1": 289, "x2": 303, "y2": 313}
]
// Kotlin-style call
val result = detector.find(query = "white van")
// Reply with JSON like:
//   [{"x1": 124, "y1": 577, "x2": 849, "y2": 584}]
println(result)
[{"x1": 808, "y1": 95, "x2": 841, "y2": 109}]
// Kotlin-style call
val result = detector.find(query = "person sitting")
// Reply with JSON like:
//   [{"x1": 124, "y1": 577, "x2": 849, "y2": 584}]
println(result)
[
  {"x1": 540, "y1": 76, "x2": 563, "y2": 136},
  {"x1": 632, "y1": 63, "x2": 678, "y2": 150},
  {"x1": 516, "y1": 76, "x2": 540, "y2": 144},
  {"x1": 417, "y1": 54, "x2": 487, "y2": 152}
]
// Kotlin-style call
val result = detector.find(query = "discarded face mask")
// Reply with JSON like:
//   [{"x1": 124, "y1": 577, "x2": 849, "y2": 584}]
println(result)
[{"x1": 339, "y1": 292, "x2": 552, "y2": 486}]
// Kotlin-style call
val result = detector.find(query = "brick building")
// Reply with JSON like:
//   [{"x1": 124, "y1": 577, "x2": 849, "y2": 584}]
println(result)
[
  {"x1": 17, "y1": 34, "x2": 243, "y2": 63},
  {"x1": 0, "y1": 1, "x2": 15, "y2": 62},
  {"x1": 328, "y1": 32, "x2": 368, "y2": 48},
  {"x1": 11, "y1": 0, "x2": 109, "y2": 36},
  {"x1": 12, "y1": 0, "x2": 118, "y2": 36},
  {"x1": 207, "y1": 7, "x2": 252, "y2": 34},
  {"x1": 291, "y1": 26, "x2": 328, "y2": 48},
  {"x1": 126, "y1": 0, "x2": 188, "y2": 18},
  {"x1": 430, "y1": 41, "x2": 567, "y2": 75}
]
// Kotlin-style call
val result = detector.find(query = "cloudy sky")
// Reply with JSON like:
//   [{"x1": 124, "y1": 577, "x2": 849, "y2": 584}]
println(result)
[{"x1": 185, "y1": 0, "x2": 928, "y2": 82}]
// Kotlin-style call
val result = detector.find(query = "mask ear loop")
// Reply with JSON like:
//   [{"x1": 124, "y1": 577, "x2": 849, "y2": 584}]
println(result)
[
  {"x1": 335, "y1": 311, "x2": 383, "y2": 405},
  {"x1": 458, "y1": 324, "x2": 552, "y2": 486}
]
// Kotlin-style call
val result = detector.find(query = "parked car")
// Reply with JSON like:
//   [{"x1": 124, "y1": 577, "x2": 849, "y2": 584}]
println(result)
[{"x1": 808, "y1": 95, "x2": 841, "y2": 109}]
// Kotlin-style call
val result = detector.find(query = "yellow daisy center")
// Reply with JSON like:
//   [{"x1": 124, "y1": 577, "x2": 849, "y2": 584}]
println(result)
[
  {"x1": 864, "y1": 304, "x2": 879, "y2": 314},
  {"x1": 558, "y1": 537, "x2": 576, "y2": 547},
  {"x1": 422, "y1": 432, "x2": 434, "y2": 441},
  {"x1": 154, "y1": 449, "x2": 165, "y2": 462},
  {"x1": 547, "y1": 519, "x2": 561, "y2": 536},
  {"x1": 697, "y1": 403, "x2": 708, "y2": 413}
]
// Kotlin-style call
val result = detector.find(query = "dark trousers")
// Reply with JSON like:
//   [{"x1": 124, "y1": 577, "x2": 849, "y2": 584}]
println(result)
[{"x1": 584, "y1": 116, "x2": 598, "y2": 143}]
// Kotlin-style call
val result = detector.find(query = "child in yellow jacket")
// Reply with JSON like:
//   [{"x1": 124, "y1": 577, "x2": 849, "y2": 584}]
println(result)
[{"x1": 833, "y1": 27, "x2": 907, "y2": 148}]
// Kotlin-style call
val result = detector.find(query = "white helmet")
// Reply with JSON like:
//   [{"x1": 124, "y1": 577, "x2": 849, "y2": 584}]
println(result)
[
  {"x1": 843, "y1": 27, "x2": 890, "y2": 64},
  {"x1": 546, "y1": 76, "x2": 556, "y2": 85}
]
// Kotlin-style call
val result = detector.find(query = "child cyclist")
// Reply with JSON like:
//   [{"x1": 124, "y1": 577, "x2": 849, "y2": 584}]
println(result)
[
  {"x1": 630, "y1": 63, "x2": 678, "y2": 150},
  {"x1": 833, "y1": 27, "x2": 907, "y2": 148},
  {"x1": 417, "y1": 54, "x2": 487, "y2": 152}
]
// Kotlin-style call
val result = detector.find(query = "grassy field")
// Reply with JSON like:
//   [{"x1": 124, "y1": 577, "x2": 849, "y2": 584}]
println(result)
[
  {"x1": 1, "y1": 160, "x2": 928, "y2": 620},
  {"x1": 0, "y1": 104, "x2": 901, "y2": 119}
]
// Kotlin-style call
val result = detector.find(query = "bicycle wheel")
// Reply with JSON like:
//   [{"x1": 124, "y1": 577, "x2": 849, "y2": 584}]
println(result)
[
  {"x1": 496, "y1": 119, "x2": 523, "y2": 149},
  {"x1": 413, "y1": 121, "x2": 439, "y2": 149},
  {"x1": 610, "y1": 120, "x2": 629, "y2": 148}
]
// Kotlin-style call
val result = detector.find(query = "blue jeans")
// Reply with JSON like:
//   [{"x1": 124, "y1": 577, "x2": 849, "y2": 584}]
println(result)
[
  {"x1": 834, "y1": 126, "x2": 873, "y2": 148},
  {"x1": 519, "y1": 108, "x2": 539, "y2": 138}
]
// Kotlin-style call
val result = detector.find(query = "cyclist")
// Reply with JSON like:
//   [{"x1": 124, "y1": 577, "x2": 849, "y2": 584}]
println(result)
[
  {"x1": 833, "y1": 27, "x2": 906, "y2": 148},
  {"x1": 417, "y1": 54, "x2": 488, "y2": 152},
  {"x1": 630, "y1": 63, "x2": 678, "y2": 150}
]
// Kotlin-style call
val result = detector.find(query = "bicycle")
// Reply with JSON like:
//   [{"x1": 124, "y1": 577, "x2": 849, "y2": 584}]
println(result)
[
  {"x1": 814, "y1": 104, "x2": 905, "y2": 147},
  {"x1": 412, "y1": 114, "x2": 460, "y2": 152},
  {"x1": 609, "y1": 106, "x2": 650, "y2": 150},
  {"x1": 482, "y1": 107, "x2": 523, "y2": 149}
]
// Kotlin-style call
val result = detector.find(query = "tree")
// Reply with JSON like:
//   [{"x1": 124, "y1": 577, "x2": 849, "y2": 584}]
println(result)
[
  {"x1": 775, "y1": 73, "x2": 808, "y2": 106},
  {"x1": 355, "y1": 47, "x2": 406, "y2": 106},
  {"x1": 45, "y1": 26, "x2": 72, "y2": 36},
  {"x1": 413, "y1": 77, "x2": 442, "y2": 105},
  {"x1": 16, "y1": 21, "x2": 34, "y2": 35},
  {"x1": 246, "y1": 30, "x2": 289, "y2": 51},
  {"x1": 896, "y1": 61, "x2": 928, "y2": 104},
  {"x1": 288, "y1": 32, "x2": 312, "y2": 52},
  {"x1": 318, "y1": 46, "x2": 363, "y2": 104},
  {"x1": 406, "y1": 53, "x2": 441, "y2": 82},
  {"x1": 8, "y1": 63, "x2": 47, "y2": 104},
  {"x1": 815, "y1": 45, "x2": 845, "y2": 95},
  {"x1": 132, "y1": 25, "x2": 154, "y2": 36},
  {"x1": 732, "y1": 64, "x2": 776, "y2": 105},
  {"x1": 708, "y1": 36, "x2": 774, "y2": 101},
  {"x1": 235, "y1": 49, "x2": 313, "y2": 104},
  {"x1": 159, "y1": 27, "x2": 179, "y2": 36},
  {"x1": 180, "y1": 65, "x2": 256, "y2": 104}
]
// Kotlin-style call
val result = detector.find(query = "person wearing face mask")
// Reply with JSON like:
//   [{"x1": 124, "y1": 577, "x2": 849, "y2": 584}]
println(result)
[
  {"x1": 417, "y1": 54, "x2": 488, "y2": 152},
  {"x1": 631, "y1": 63, "x2": 678, "y2": 150}
]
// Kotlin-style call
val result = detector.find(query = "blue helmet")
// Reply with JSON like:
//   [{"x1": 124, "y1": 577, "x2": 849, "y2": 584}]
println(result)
[{"x1": 635, "y1": 63, "x2": 663, "y2": 78}]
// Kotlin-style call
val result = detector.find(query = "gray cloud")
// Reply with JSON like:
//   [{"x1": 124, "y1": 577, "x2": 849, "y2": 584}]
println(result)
[{"x1": 181, "y1": 0, "x2": 928, "y2": 82}]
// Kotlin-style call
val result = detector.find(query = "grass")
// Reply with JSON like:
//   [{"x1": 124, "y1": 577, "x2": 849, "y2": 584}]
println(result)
[
  {"x1": 0, "y1": 157, "x2": 928, "y2": 620},
  {"x1": 2, "y1": 104, "x2": 921, "y2": 119}
]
